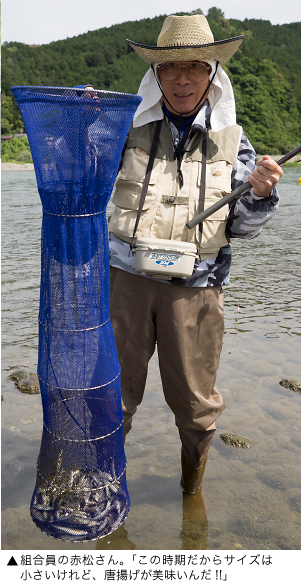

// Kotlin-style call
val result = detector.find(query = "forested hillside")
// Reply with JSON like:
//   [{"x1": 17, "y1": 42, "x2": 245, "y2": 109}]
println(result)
[{"x1": 2, "y1": 7, "x2": 301, "y2": 154}]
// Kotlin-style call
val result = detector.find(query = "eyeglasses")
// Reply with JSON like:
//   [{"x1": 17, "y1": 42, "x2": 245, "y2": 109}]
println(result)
[{"x1": 157, "y1": 62, "x2": 211, "y2": 82}]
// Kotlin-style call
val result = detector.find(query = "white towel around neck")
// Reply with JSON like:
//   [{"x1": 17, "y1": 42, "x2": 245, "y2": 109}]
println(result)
[{"x1": 132, "y1": 60, "x2": 237, "y2": 132}]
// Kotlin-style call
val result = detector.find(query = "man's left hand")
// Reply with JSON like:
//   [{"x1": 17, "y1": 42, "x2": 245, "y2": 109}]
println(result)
[{"x1": 248, "y1": 155, "x2": 283, "y2": 197}]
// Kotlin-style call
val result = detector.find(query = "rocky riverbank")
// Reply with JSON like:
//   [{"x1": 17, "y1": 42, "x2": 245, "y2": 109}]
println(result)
[{"x1": 2, "y1": 162, "x2": 34, "y2": 171}]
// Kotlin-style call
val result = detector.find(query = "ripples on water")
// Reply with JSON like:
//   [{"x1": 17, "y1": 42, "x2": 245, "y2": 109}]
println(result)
[
  {"x1": 227, "y1": 169, "x2": 300, "y2": 338},
  {"x1": 2, "y1": 168, "x2": 301, "y2": 550}
]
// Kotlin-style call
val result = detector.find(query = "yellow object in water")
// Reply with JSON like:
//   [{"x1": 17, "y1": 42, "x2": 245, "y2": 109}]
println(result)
[{"x1": 299, "y1": 177, "x2": 301, "y2": 185}]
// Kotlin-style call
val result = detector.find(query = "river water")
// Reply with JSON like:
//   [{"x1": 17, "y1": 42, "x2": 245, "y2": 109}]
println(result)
[{"x1": 1, "y1": 168, "x2": 301, "y2": 550}]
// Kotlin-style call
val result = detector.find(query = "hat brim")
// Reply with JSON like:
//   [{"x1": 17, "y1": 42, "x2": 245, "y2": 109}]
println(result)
[{"x1": 127, "y1": 35, "x2": 244, "y2": 65}]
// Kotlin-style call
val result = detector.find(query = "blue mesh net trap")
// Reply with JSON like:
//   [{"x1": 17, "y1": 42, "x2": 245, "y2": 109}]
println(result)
[{"x1": 11, "y1": 86, "x2": 142, "y2": 542}]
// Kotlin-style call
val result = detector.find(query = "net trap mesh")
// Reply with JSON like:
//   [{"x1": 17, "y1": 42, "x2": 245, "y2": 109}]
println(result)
[{"x1": 11, "y1": 86, "x2": 142, "y2": 542}]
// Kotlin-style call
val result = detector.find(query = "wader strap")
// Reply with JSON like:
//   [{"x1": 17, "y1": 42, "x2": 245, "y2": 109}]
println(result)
[{"x1": 131, "y1": 119, "x2": 163, "y2": 249}]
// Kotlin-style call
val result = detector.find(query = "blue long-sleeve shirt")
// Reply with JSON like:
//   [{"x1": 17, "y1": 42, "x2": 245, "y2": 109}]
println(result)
[{"x1": 109, "y1": 130, "x2": 279, "y2": 287}]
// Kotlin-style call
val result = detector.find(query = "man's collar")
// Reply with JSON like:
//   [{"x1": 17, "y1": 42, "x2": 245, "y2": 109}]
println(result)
[
  {"x1": 163, "y1": 100, "x2": 211, "y2": 131},
  {"x1": 193, "y1": 100, "x2": 211, "y2": 131}
]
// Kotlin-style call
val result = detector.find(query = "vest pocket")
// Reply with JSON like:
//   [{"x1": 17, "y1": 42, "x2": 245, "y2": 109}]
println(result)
[
  {"x1": 203, "y1": 197, "x2": 229, "y2": 221},
  {"x1": 110, "y1": 183, "x2": 156, "y2": 241},
  {"x1": 198, "y1": 159, "x2": 232, "y2": 193},
  {"x1": 112, "y1": 181, "x2": 155, "y2": 211},
  {"x1": 112, "y1": 147, "x2": 157, "y2": 211},
  {"x1": 194, "y1": 197, "x2": 229, "y2": 255},
  {"x1": 118, "y1": 147, "x2": 154, "y2": 182}
]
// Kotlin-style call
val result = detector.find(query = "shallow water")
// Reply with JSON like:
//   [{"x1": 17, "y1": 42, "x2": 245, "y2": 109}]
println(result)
[{"x1": 1, "y1": 168, "x2": 301, "y2": 550}]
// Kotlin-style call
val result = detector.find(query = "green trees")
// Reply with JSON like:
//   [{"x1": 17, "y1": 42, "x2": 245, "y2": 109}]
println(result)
[
  {"x1": 1, "y1": 93, "x2": 24, "y2": 134},
  {"x1": 228, "y1": 57, "x2": 300, "y2": 153},
  {"x1": 1, "y1": 136, "x2": 32, "y2": 163},
  {"x1": 2, "y1": 9, "x2": 301, "y2": 154}
]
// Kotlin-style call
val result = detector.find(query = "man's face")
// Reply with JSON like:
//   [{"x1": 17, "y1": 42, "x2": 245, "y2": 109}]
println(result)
[{"x1": 157, "y1": 61, "x2": 211, "y2": 116}]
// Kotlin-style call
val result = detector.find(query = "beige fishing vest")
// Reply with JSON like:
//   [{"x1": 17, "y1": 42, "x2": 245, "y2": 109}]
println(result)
[{"x1": 109, "y1": 118, "x2": 242, "y2": 259}]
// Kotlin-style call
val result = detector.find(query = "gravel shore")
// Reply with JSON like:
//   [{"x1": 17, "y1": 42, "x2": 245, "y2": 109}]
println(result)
[
  {"x1": 2, "y1": 162, "x2": 34, "y2": 171},
  {"x1": 2, "y1": 156, "x2": 299, "y2": 173}
]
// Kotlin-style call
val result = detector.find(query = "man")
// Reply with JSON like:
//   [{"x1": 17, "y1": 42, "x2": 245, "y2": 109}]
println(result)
[{"x1": 108, "y1": 14, "x2": 283, "y2": 493}]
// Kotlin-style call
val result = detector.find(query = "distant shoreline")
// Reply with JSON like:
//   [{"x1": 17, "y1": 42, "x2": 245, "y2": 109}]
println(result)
[{"x1": 2, "y1": 156, "x2": 300, "y2": 172}]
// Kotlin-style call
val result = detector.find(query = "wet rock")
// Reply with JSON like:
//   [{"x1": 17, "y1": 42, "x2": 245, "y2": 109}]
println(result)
[
  {"x1": 9, "y1": 368, "x2": 40, "y2": 394},
  {"x1": 279, "y1": 379, "x2": 301, "y2": 393},
  {"x1": 220, "y1": 433, "x2": 252, "y2": 448}
]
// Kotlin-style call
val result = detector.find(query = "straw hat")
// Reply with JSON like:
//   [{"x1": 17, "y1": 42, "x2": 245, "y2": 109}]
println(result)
[{"x1": 127, "y1": 14, "x2": 244, "y2": 65}]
